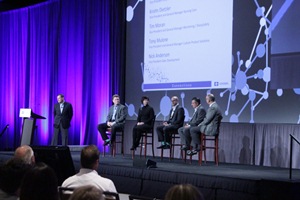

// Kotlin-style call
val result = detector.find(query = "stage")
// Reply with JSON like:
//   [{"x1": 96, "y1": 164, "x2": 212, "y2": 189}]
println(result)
[{"x1": 1, "y1": 149, "x2": 300, "y2": 200}]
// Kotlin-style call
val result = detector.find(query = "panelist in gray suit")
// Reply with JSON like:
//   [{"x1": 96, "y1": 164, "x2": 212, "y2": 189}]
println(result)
[
  {"x1": 97, "y1": 94, "x2": 127, "y2": 146},
  {"x1": 178, "y1": 97, "x2": 206, "y2": 151},
  {"x1": 188, "y1": 93, "x2": 223, "y2": 156}
]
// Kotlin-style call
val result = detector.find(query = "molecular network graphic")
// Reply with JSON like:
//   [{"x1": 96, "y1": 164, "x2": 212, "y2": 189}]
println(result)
[{"x1": 219, "y1": 1, "x2": 272, "y2": 123}]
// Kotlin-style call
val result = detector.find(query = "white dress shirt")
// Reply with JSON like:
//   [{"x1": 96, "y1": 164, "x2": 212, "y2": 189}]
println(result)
[{"x1": 62, "y1": 168, "x2": 117, "y2": 193}]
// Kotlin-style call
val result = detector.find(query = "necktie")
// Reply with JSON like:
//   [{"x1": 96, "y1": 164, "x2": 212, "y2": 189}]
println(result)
[
  {"x1": 170, "y1": 108, "x2": 175, "y2": 119},
  {"x1": 112, "y1": 106, "x2": 117, "y2": 120},
  {"x1": 190, "y1": 109, "x2": 196, "y2": 122},
  {"x1": 60, "y1": 104, "x2": 64, "y2": 113}
]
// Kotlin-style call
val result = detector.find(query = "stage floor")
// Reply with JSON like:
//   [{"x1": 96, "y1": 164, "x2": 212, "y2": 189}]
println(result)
[
  {"x1": 99, "y1": 154, "x2": 300, "y2": 181},
  {"x1": 1, "y1": 150, "x2": 300, "y2": 200}
]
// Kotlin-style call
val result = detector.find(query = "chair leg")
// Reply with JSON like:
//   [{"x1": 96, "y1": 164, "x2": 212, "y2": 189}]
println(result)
[
  {"x1": 215, "y1": 137, "x2": 219, "y2": 166},
  {"x1": 198, "y1": 147, "x2": 202, "y2": 166},
  {"x1": 169, "y1": 146, "x2": 172, "y2": 161},
  {"x1": 199, "y1": 133, "x2": 204, "y2": 165},
  {"x1": 204, "y1": 137, "x2": 207, "y2": 164},
  {"x1": 170, "y1": 134, "x2": 175, "y2": 161},
  {"x1": 184, "y1": 148, "x2": 192, "y2": 164},
  {"x1": 103, "y1": 145, "x2": 106, "y2": 157},
  {"x1": 121, "y1": 132, "x2": 124, "y2": 156},
  {"x1": 139, "y1": 136, "x2": 143, "y2": 158},
  {"x1": 151, "y1": 134, "x2": 155, "y2": 158},
  {"x1": 144, "y1": 136, "x2": 147, "y2": 158},
  {"x1": 112, "y1": 142, "x2": 116, "y2": 157},
  {"x1": 189, "y1": 146, "x2": 193, "y2": 164},
  {"x1": 180, "y1": 145, "x2": 186, "y2": 162}
]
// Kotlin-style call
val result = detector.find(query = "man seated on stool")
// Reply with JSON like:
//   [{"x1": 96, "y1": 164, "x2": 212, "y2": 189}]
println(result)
[
  {"x1": 178, "y1": 97, "x2": 206, "y2": 151},
  {"x1": 130, "y1": 96, "x2": 155, "y2": 151},
  {"x1": 97, "y1": 94, "x2": 127, "y2": 146},
  {"x1": 188, "y1": 93, "x2": 223, "y2": 156},
  {"x1": 62, "y1": 145, "x2": 117, "y2": 193},
  {"x1": 156, "y1": 96, "x2": 185, "y2": 149}
]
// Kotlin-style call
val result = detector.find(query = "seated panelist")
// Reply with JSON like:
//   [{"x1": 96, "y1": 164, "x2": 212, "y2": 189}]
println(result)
[
  {"x1": 156, "y1": 96, "x2": 185, "y2": 149},
  {"x1": 130, "y1": 96, "x2": 155, "y2": 151}
]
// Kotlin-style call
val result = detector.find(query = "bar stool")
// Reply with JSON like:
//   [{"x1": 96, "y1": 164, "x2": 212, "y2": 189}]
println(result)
[
  {"x1": 160, "y1": 130, "x2": 183, "y2": 161},
  {"x1": 198, "y1": 133, "x2": 219, "y2": 165},
  {"x1": 132, "y1": 116, "x2": 156, "y2": 159},
  {"x1": 183, "y1": 133, "x2": 218, "y2": 165},
  {"x1": 103, "y1": 128, "x2": 124, "y2": 157}
]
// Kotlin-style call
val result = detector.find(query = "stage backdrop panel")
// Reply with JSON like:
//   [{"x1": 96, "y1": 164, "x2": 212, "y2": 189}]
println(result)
[{"x1": 0, "y1": 0, "x2": 125, "y2": 149}]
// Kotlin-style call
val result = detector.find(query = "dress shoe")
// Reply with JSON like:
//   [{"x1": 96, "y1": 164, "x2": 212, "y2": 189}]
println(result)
[
  {"x1": 104, "y1": 140, "x2": 110, "y2": 146},
  {"x1": 130, "y1": 146, "x2": 136, "y2": 151},
  {"x1": 157, "y1": 144, "x2": 166, "y2": 149},
  {"x1": 180, "y1": 146, "x2": 190, "y2": 151},
  {"x1": 187, "y1": 149, "x2": 198, "y2": 156}
]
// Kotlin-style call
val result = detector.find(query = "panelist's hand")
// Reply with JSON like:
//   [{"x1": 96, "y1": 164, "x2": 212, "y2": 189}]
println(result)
[
  {"x1": 184, "y1": 124, "x2": 190, "y2": 128},
  {"x1": 107, "y1": 122, "x2": 115, "y2": 127}
]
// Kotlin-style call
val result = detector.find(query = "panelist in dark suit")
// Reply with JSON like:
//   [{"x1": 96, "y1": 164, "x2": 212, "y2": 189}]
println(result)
[
  {"x1": 188, "y1": 93, "x2": 223, "y2": 155},
  {"x1": 130, "y1": 96, "x2": 155, "y2": 151},
  {"x1": 178, "y1": 97, "x2": 206, "y2": 151},
  {"x1": 156, "y1": 96, "x2": 185, "y2": 149},
  {"x1": 97, "y1": 94, "x2": 127, "y2": 146},
  {"x1": 51, "y1": 94, "x2": 73, "y2": 146}
]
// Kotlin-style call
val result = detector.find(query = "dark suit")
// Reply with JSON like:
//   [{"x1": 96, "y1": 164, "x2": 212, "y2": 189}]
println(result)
[
  {"x1": 156, "y1": 105, "x2": 184, "y2": 143},
  {"x1": 190, "y1": 102, "x2": 222, "y2": 148},
  {"x1": 97, "y1": 104, "x2": 127, "y2": 143},
  {"x1": 178, "y1": 105, "x2": 206, "y2": 147},
  {"x1": 52, "y1": 101, "x2": 73, "y2": 146},
  {"x1": 132, "y1": 105, "x2": 155, "y2": 148}
]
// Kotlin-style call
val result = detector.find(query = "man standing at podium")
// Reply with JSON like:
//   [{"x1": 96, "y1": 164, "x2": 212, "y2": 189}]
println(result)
[{"x1": 51, "y1": 94, "x2": 73, "y2": 146}]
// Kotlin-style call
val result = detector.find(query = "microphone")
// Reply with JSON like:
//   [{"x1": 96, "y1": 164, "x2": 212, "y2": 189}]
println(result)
[{"x1": 0, "y1": 124, "x2": 9, "y2": 137}]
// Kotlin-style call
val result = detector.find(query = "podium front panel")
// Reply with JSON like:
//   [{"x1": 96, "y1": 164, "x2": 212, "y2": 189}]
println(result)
[{"x1": 21, "y1": 118, "x2": 34, "y2": 145}]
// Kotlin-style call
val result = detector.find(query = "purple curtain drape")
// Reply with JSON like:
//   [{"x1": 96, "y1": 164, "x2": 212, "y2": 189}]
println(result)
[{"x1": 0, "y1": 0, "x2": 125, "y2": 149}]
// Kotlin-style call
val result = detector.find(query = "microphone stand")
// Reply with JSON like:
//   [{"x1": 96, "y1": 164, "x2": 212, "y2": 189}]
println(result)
[{"x1": 0, "y1": 124, "x2": 9, "y2": 137}]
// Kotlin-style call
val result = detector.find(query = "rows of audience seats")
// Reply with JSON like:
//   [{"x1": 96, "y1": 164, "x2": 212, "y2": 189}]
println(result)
[{"x1": 0, "y1": 145, "x2": 205, "y2": 200}]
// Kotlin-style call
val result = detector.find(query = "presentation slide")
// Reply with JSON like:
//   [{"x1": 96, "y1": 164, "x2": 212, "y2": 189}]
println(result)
[
  {"x1": 143, "y1": 0, "x2": 233, "y2": 91},
  {"x1": 126, "y1": 0, "x2": 300, "y2": 124}
]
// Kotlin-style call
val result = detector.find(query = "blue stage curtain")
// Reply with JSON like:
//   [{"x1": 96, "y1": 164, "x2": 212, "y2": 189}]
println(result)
[{"x1": 0, "y1": 0, "x2": 125, "y2": 149}]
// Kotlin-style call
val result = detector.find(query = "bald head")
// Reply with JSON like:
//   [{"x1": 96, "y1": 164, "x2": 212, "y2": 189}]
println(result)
[{"x1": 14, "y1": 145, "x2": 35, "y2": 165}]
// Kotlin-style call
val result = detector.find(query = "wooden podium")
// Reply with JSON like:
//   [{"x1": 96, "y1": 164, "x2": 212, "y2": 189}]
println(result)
[{"x1": 19, "y1": 108, "x2": 46, "y2": 145}]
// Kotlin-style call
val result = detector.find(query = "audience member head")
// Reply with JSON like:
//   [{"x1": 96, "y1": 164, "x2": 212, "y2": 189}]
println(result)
[
  {"x1": 171, "y1": 96, "x2": 179, "y2": 106},
  {"x1": 69, "y1": 185, "x2": 104, "y2": 200},
  {"x1": 165, "y1": 184, "x2": 205, "y2": 200},
  {"x1": 141, "y1": 96, "x2": 150, "y2": 106},
  {"x1": 0, "y1": 158, "x2": 32, "y2": 197},
  {"x1": 20, "y1": 162, "x2": 58, "y2": 200},
  {"x1": 191, "y1": 97, "x2": 200, "y2": 108},
  {"x1": 206, "y1": 93, "x2": 215, "y2": 105},
  {"x1": 80, "y1": 145, "x2": 100, "y2": 170},
  {"x1": 14, "y1": 145, "x2": 35, "y2": 165}
]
